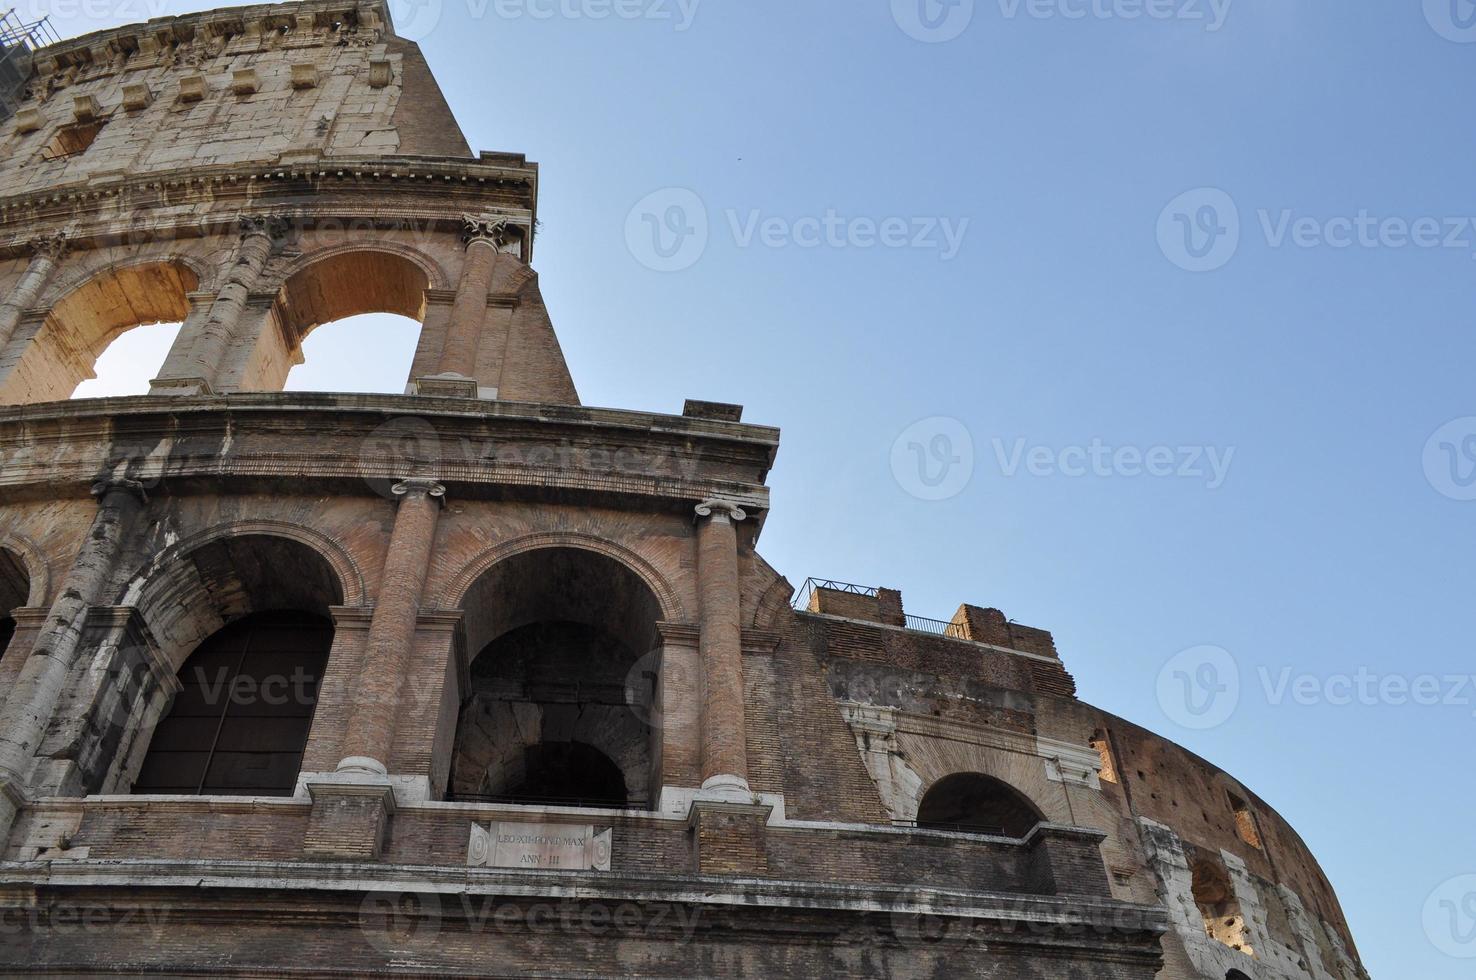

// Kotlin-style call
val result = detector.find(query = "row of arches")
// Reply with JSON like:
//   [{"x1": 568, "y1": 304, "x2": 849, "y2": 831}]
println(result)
[
  {"x1": 0, "y1": 529, "x2": 1055, "y2": 831},
  {"x1": 2, "y1": 247, "x2": 435, "y2": 403}
]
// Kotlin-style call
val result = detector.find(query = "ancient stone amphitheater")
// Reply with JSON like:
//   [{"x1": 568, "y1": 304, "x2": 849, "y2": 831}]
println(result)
[{"x1": 0, "y1": 2, "x2": 1368, "y2": 977}]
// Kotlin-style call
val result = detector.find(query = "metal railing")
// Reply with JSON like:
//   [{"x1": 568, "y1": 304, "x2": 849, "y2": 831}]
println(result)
[
  {"x1": 0, "y1": 11, "x2": 59, "y2": 122},
  {"x1": 795, "y1": 576, "x2": 971, "y2": 640}
]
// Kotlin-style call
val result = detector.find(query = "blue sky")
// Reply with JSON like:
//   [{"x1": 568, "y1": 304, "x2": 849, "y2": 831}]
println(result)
[{"x1": 46, "y1": 0, "x2": 1476, "y2": 973}]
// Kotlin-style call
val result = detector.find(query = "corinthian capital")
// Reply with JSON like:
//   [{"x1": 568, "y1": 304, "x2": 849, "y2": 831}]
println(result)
[
  {"x1": 238, "y1": 213, "x2": 289, "y2": 243},
  {"x1": 29, "y1": 232, "x2": 68, "y2": 262},
  {"x1": 461, "y1": 213, "x2": 524, "y2": 253},
  {"x1": 695, "y1": 499, "x2": 747, "y2": 523}
]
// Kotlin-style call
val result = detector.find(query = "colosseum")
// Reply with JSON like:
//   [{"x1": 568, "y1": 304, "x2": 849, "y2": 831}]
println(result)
[{"x1": 0, "y1": 2, "x2": 1368, "y2": 977}]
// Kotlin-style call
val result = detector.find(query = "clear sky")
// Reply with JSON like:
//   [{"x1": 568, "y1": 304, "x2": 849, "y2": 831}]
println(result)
[{"x1": 41, "y1": 0, "x2": 1476, "y2": 974}]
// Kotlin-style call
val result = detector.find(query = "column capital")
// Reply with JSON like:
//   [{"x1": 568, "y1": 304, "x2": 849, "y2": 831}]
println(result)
[
  {"x1": 238, "y1": 213, "x2": 289, "y2": 243},
  {"x1": 695, "y1": 499, "x2": 747, "y2": 524},
  {"x1": 89, "y1": 478, "x2": 148, "y2": 504},
  {"x1": 461, "y1": 212, "x2": 524, "y2": 253},
  {"x1": 392, "y1": 478, "x2": 447, "y2": 504},
  {"x1": 28, "y1": 232, "x2": 68, "y2": 262}
]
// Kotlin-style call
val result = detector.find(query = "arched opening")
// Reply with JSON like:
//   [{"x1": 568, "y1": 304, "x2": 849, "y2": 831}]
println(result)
[
  {"x1": 258, "y1": 250, "x2": 429, "y2": 394},
  {"x1": 449, "y1": 547, "x2": 662, "y2": 809},
  {"x1": 916, "y1": 772, "x2": 1044, "y2": 838},
  {"x1": 0, "y1": 546, "x2": 30, "y2": 662},
  {"x1": 124, "y1": 533, "x2": 346, "y2": 797},
  {"x1": 1190, "y1": 852, "x2": 1255, "y2": 956},
  {"x1": 1, "y1": 261, "x2": 196, "y2": 404},
  {"x1": 132, "y1": 611, "x2": 331, "y2": 796},
  {"x1": 1227, "y1": 970, "x2": 1253, "y2": 980}
]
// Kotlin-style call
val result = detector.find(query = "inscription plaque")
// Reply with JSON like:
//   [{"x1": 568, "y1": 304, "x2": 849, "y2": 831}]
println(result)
[{"x1": 466, "y1": 821, "x2": 612, "y2": 872}]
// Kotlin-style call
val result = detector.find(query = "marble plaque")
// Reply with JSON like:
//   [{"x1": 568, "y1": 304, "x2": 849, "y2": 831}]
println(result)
[{"x1": 467, "y1": 821, "x2": 612, "y2": 872}]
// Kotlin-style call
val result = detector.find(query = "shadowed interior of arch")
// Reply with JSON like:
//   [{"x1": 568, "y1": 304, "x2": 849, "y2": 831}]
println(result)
[
  {"x1": 916, "y1": 772, "x2": 1045, "y2": 838},
  {"x1": 1, "y1": 260, "x2": 196, "y2": 404},
  {"x1": 449, "y1": 547, "x2": 663, "y2": 809},
  {"x1": 0, "y1": 547, "x2": 29, "y2": 661}
]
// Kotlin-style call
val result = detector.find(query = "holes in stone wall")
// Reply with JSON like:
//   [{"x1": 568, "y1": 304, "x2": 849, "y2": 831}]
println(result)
[
  {"x1": 1228, "y1": 792, "x2": 1263, "y2": 849},
  {"x1": 40, "y1": 120, "x2": 105, "y2": 160},
  {"x1": 916, "y1": 772, "x2": 1044, "y2": 838},
  {"x1": 1090, "y1": 728, "x2": 1118, "y2": 784},
  {"x1": 1190, "y1": 853, "x2": 1255, "y2": 957}
]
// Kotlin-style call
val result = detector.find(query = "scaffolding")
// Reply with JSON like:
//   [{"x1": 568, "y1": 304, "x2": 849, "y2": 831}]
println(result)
[{"x1": 0, "y1": 10, "x2": 59, "y2": 122}]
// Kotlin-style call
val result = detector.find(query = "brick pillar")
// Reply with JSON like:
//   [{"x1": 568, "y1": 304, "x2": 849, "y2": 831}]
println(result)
[
  {"x1": 0, "y1": 235, "x2": 65, "y2": 356},
  {"x1": 427, "y1": 217, "x2": 506, "y2": 392},
  {"x1": 0, "y1": 479, "x2": 146, "y2": 843},
  {"x1": 157, "y1": 215, "x2": 281, "y2": 395},
  {"x1": 693, "y1": 499, "x2": 750, "y2": 798},
  {"x1": 336, "y1": 479, "x2": 444, "y2": 776}
]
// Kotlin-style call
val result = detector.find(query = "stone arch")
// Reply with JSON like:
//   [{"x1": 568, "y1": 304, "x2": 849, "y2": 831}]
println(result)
[
  {"x1": 448, "y1": 543, "x2": 672, "y2": 809},
  {"x1": 35, "y1": 251, "x2": 217, "y2": 311},
  {"x1": 1, "y1": 258, "x2": 200, "y2": 404},
  {"x1": 0, "y1": 527, "x2": 50, "y2": 607},
  {"x1": 122, "y1": 523, "x2": 357, "y2": 673},
  {"x1": 123, "y1": 519, "x2": 366, "y2": 609},
  {"x1": 438, "y1": 531, "x2": 686, "y2": 625},
  {"x1": 915, "y1": 772, "x2": 1046, "y2": 838},
  {"x1": 280, "y1": 240, "x2": 450, "y2": 292}
]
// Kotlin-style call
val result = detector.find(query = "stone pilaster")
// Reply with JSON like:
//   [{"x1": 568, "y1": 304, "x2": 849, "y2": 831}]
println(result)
[
  {"x1": 0, "y1": 234, "x2": 66, "y2": 356},
  {"x1": 0, "y1": 479, "x2": 146, "y2": 844},
  {"x1": 418, "y1": 214, "x2": 518, "y2": 396},
  {"x1": 693, "y1": 499, "x2": 750, "y2": 799},
  {"x1": 336, "y1": 479, "x2": 445, "y2": 776},
  {"x1": 163, "y1": 214, "x2": 283, "y2": 394}
]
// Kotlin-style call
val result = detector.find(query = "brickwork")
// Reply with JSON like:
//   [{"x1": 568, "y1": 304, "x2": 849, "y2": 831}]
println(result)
[{"x1": 0, "y1": 4, "x2": 1365, "y2": 977}]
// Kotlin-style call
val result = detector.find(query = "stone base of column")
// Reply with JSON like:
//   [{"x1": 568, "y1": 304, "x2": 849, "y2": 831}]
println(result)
[
  {"x1": 147, "y1": 376, "x2": 215, "y2": 397},
  {"x1": 412, "y1": 373, "x2": 492, "y2": 399},
  {"x1": 0, "y1": 776, "x2": 27, "y2": 851},
  {"x1": 303, "y1": 769, "x2": 397, "y2": 860},
  {"x1": 688, "y1": 799, "x2": 774, "y2": 877}
]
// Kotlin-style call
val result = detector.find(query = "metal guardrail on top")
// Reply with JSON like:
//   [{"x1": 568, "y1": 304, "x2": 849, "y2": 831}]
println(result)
[
  {"x1": 0, "y1": 11, "x2": 60, "y2": 121},
  {"x1": 794, "y1": 577, "x2": 970, "y2": 640}
]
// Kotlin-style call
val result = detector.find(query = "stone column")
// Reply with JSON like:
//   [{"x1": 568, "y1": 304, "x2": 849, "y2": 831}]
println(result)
[
  {"x1": 336, "y1": 479, "x2": 445, "y2": 776},
  {"x1": 693, "y1": 499, "x2": 750, "y2": 798},
  {"x1": 419, "y1": 215, "x2": 512, "y2": 396},
  {"x1": 168, "y1": 215, "x2": 281, "y2": 394},
  {"x1": 147, "y1": 291, "x2": 218, "y2": 394},
  {"x1": 0, "y1": 235, "x2": 66, "y2": 355},
  {"x1": 0, "y1": 479, "x2": 146, "y2": 842}
]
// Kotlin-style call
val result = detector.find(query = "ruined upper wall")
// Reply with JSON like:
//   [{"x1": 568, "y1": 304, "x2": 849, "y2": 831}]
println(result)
[{"x1": 0, "y1": 0, "x2": 470, "y2": 198}]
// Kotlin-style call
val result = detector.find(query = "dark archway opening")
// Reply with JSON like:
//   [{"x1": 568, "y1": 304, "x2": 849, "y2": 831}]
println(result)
[
  {"x1": 1227, "y1": 971, "x2": 1253, "y2": 980},
  {"x1": 132, "y1": 610, "x2": 332, "y2": 796},
  {"x1": 450, "y1": 547, "x2": 662, "y2": 809},
  {"x1": 0, "y1": 546, "x2": 29, "y2": 663},
  {"x1": 916, "y1": 772, "x2": 1044, "y2": 838}
]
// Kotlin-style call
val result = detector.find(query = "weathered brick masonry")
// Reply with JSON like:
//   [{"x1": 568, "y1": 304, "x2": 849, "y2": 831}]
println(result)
[{"x1": 0, "y1": 3, "x2": 1366, "y2": 978}]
